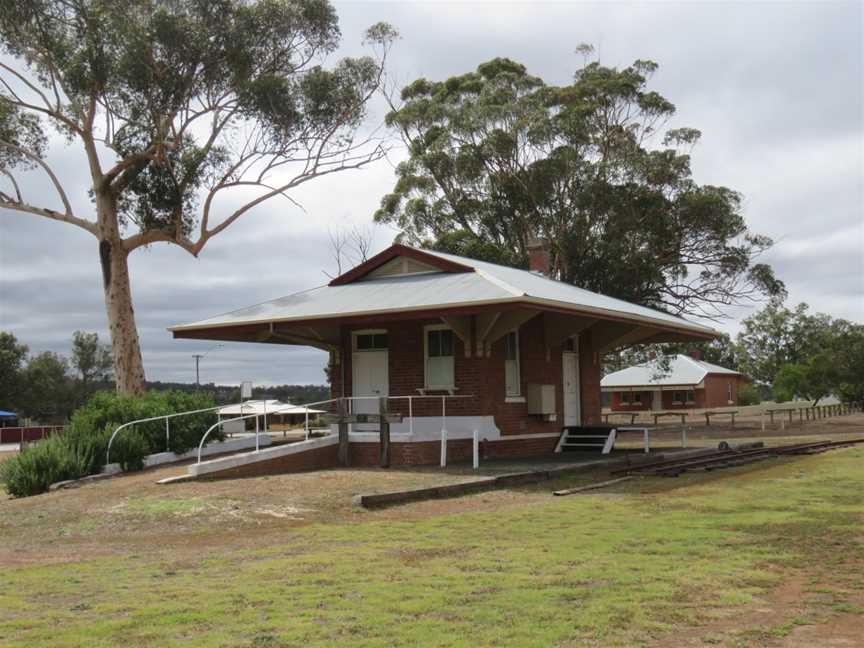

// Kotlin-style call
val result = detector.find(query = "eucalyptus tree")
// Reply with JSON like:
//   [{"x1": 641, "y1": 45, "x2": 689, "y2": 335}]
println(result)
[
  {"x1": 0, "y1": 0, "x2": 396, "y2": 393},
  {"x1": 377, "y1": 53, "x2": 784, "y2": 320}
]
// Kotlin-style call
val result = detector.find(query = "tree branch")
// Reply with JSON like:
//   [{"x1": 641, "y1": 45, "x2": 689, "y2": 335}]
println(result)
[{"x1": 0, "y1": 139, "x2": 77, "y2": 218}]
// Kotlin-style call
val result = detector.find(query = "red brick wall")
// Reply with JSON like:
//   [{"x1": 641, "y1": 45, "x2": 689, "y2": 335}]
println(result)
[
  {"x1": 661, "y1": 389, "x2": 701, "y2": 409},
  {"x1": 199, "y1": 443, "x2": 339, "y2": 479},
  {"x1": 350, "y1": 435, "x2": 558, "y2": 467},
  {"x1": 609, "y1": 391, "x2": 652, "y2": 411},
  {"x1": 703, "y1": 374, "x2": 741, "y2": 408},
  {"x1": 579, "y1": 328, "x2": 602, "y2": 424},
  {"x1": 330, "y1": 313, "x2": 602, "y2": 436}
]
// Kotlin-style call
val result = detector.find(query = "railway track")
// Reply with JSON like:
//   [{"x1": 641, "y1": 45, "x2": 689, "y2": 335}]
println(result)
[{"x1": 611, "y1": 438, "x2": 864, "y2": 477}]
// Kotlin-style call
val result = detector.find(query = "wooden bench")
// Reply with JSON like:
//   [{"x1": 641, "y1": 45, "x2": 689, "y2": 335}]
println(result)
[
  {"x1": 703, "y1": 410, "x2": 738, "y2": 427},
  {"x1": 602, "y1": 412, "x2": 638, "y2": 424},
  {"x1": 652, "y1": 411, "x2": 688, "y2": 426}
]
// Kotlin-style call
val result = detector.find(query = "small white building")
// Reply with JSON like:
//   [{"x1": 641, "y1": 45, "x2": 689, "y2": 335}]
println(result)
[{"x1": 218, "y1": 400, "x2": 324, "y2": 434}]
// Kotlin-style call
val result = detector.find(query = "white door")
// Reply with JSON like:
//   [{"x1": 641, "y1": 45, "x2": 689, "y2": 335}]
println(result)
[
  {"x1": 652, "y1": 390, "x2": 663, "y2": 411},
  {"x1": 352, "y1": 350, "x2": 388, "y2": 429},
  {"x1": 562, "y1": 351, "x2": 581, "y2": 427}
]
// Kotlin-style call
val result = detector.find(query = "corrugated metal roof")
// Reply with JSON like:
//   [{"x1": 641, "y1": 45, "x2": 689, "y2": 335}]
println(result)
[
  {"x1": 422, "y1": 249, "x2": 716, "y2": 334},
  {"x1": 218, "y1": 400, "x2": 324, "y2": 416},
  {"x1": 601, "y1": 354, "x2": 740, "y2": 389},
  {"x1": 170, "y1": 246, "x2": 718, "y2": 337}
]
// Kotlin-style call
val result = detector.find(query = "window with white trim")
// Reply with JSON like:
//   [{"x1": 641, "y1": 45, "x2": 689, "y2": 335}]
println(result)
[
  {"x1": 633, "y1": 392, "x2": 642, "y2": 405},
  {"x1": 686, "y1": 390, "x2": 695, "y2": 404},
  {"x1": 621, "y1": 392, "x2": 631, "y2": 405},
  {"x1": 504, "y1": 331, "x2": 521, "y2": 396},
  {"x1": 672, "y1": 390, "x2": 684, "y2": 404},
  {"x1": 425, "y1": 326, "x2": 454, "y2": 389},
  {"x1": 353, "y1": 332, "x2": 388, "y2": 351},
  {"x1": 727, "y1": 383, "x2": 732, "y2": 402}
]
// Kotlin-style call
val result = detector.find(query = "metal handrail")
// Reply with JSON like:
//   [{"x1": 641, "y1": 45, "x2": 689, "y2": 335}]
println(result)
[
  {"x1": 196, "y1": 400, "x2": 322, "y2": 463},
  {"x1": 106, "y1": 399, "x2": 255, "y2": 465},
  {"x1": 198, "y1": 393, "x2": 477, "y2": 463}
]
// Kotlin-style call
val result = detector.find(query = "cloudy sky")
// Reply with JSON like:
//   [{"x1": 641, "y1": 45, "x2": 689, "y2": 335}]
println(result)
[{"x1": 0, "y1": 0, "x2": 862, "y2": 388}]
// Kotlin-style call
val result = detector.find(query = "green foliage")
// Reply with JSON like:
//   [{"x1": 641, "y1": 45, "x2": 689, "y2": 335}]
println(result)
[
  {"x1": 0, "y1": 0, "x2": 394, "y2": 236},
  {"x1": 0, "y1": 331, "x2": 28, "y2": 411},
  {"x1": 736, "y1": 384, "x2": 761, "y2": 406},
  {"x1": 825, "y1": 321, "x2": 864, "y2": 404},
  {"x1": 377, "y1": 54, "x2": 783, "y2": 318},
  {"x1": 772, "y1": 364, "x2": 804, "y2": 403},
  {"x1": 19, "y1": 351, "x2": 75, "y2": 423},
  {"x1": 72, "y1": 390, "x2": 219, "y2": 456},
  {"x1": 772, "y1": 321, "x2": 864, "y2": 405},
  {"x1": 70, "y1": 330, "x2": 113, "y2": 406},
  {"x1": 735, "y1": 300, "x2": 835, "y2": 386},
  {"x1": 0, "y1": 390, "x2": 218, "y2": 497}
]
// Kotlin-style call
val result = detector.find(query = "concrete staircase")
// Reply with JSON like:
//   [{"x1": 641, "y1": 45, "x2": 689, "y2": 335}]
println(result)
[{"x1": 555, "y1": 426, "x2": 617, "y2": 454}]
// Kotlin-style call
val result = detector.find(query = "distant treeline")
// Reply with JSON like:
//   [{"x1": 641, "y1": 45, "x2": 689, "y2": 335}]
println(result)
[{"x1": 145, "y1": 381, "x2": 330, "y2": 406}]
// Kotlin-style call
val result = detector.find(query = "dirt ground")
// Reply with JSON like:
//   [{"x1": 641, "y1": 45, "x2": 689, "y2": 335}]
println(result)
[{"x1": 1, "y1": 414, "x2": 862, "y2": 646}]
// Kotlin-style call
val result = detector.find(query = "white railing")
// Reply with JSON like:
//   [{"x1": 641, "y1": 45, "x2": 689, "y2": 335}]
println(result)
[
  {"x1": 197, "y1": 393, "x2": 476, "y2": 464},
  {"x1": 106, "y1": 402, "x2": 242, "y2": 465},
  {"x1": 195, "y1": 399, "x2": 332, "y2": 463},
  {"x1": 108, "y1": 393, "x2": 477, "y2": 468}
]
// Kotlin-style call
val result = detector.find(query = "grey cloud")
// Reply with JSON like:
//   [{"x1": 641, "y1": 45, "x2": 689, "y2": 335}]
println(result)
[{"x1": 1, "y1": 0, "x2": 862, "y2": 386}]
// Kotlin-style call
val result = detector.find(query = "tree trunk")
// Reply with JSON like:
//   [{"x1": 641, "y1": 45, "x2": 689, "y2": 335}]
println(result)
[{"x1": 98, "y1": 200, "x2": 146, "y2": 394}]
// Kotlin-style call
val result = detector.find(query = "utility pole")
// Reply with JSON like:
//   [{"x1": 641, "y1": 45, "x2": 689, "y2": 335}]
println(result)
[
  {"x1": 193, "y1": 354, "x2": 203, "y2": 386},
  {"x1": 192, "y1": 344, "x2": 223, "y2": 387}
]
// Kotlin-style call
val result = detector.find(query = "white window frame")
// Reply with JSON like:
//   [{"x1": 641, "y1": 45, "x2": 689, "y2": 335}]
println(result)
[
  {"x1": 727, "y1": 382, "x2": 733, "y2": 404},
  {"x1": 352, "y1": 329, "x2": 388, "y2": 352},
  {"x1": 672, "y1": 390, "x2": 684, "y2": 405},
  {"x1": 686, "y1": 390, "x2": 695, "y2": 404},
  {"x1": 504, "y1": 330, "x2": 521, "y2": 397},
  {"x1": 633, "y1": 392, "x2": 642, "y2": 405},
  {"x1": 423, "y1": 324, "x2": 455, "y2": 390}
]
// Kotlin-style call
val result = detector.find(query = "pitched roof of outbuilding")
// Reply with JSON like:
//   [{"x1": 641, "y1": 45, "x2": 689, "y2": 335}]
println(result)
[
  {"x1": 601, "y1": 354, "x2": 741, "y2": 389},
  {"x1": 169, "y1": 244, "x2": 717, "y2": 339}
]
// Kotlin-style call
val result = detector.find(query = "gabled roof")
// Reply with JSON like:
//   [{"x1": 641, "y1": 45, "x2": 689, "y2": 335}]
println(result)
[
  {"x1": 328, "y1": 244, "x2": 474, "y2": 285},
  {"x1": 170, "y1": 245, "x2": 717, "y2": 339},
  {"x1": 601, "y1": 354, "x2": 741, "y2": 389}
]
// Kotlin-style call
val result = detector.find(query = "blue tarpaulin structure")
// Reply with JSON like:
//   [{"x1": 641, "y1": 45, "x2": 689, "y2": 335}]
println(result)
[{"x1": 0, "y1": 410, "x2": 17, "y2": 418}]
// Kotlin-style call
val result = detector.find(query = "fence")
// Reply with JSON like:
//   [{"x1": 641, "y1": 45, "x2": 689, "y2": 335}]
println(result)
[{"x1": 0, "y1": 426, "x2": 65, "y2": 444}]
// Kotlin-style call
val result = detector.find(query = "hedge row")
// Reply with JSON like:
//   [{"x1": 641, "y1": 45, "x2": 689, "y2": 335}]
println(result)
[{"x1": 0, "y1": 390, "x2": 219, "y2": 497}]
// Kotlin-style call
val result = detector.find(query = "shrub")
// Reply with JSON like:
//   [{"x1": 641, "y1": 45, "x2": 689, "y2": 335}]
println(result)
[
  {"x1": 72, "y1": 390, "x2": 218, "y2": 456},
  {"x1": 737, "y1": 384, "x2": 761, "y2": 406},
  {"x1": 0, "y1": 390, "x2": 218, "y2": 497}
]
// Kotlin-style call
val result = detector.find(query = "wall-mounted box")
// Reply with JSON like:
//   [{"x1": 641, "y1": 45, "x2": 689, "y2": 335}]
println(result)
[{"x1": 527, "y1": 383, "x2": 556, "y2": 415}]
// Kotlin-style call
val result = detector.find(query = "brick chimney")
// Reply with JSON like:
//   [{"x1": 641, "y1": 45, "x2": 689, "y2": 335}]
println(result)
[
  {"x1": 527, "y1": 237, "x2": 550, "y2": 276},
  {"x1": 690, "y1": 349, "x2": 702, "y2": 361}
]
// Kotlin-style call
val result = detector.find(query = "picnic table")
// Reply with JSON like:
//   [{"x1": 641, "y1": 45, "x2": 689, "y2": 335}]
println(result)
[
  {"x1": 703, "y1": 410, "x2": 738, "y2": 427},
  {"x1": 603, "y1": 412, "x2": 638, "y2": 424},
  {"x1": 651, "y1": 411, "x2": 688, "y2": 426}
]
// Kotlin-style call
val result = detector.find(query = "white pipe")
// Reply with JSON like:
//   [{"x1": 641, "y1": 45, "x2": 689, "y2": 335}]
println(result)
[
  {"x1": 472, "y1": 429, "x2": 479, "y2": 470},
  {"x1": 409, "y1": 397, "x2": 414, "y2": 436},
  {"x1": 440, "y1": 427, "x2": 448, "y2": 467}
]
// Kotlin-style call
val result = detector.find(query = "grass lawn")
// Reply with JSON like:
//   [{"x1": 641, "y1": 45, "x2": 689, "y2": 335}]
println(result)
[{"x1": 1, "y1": 447, "x2": 863, "y2": 647}]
